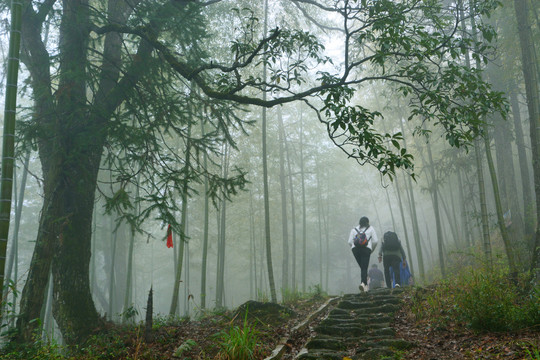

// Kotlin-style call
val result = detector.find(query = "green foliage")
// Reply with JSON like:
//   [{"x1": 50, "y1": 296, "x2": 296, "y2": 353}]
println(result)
[
  {"x1": 523, "y1": 342, "x2": 540, "y2": 360},
  {"x1": 256, "y1": 289, "x2": 269, "y2": 303},
  {"x1": 281, "y1": 287, "x2": 303, "y2": 305},
  {"x1": 76, "y1": 330, "x2": 132, "y2": 359},
  {"x1": 174, "y1": 339, "x2": 198, "y2": 358},
  {"x1": 411, "y1": 263, "x2": 540, "y2": 332},
  {"x1": 307, "y1": 284, "x2": 327, "y2": 301},
  {"x1": 0, "y1": 333, "x2": 65, "y2": 360},
  {"x1": 1, "y1": 279, "x2": 19, "y2": 329},
  {"x1": 214, "y1": 310, "x2": 263, "y2": 360},
  {"x1": 152, "y1": 313, "x2": 190, "y2": 330}
]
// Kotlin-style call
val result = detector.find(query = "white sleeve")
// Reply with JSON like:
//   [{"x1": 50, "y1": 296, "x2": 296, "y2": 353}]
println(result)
[
  {"x1": 370, "y1": 227, "x2": 378, "y2": 251},
  {"x1": 348, "y1": 228, "x2": 356, "y2": 248}
]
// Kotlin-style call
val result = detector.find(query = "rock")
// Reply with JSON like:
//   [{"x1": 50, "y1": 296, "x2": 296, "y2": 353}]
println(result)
[{"x1": 234, "y1": 300, "x2": 296, "y2": 325}]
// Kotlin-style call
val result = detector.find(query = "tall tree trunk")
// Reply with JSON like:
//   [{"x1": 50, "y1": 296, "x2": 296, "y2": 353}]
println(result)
[
  {"x1": 469, "y1": 2, "x2": 517, "y2": 272},
  {"x1": 461, "y1": 0, "x2": 492, "y2": 265},
  {"x1": 316, "y1": 161, "x2": 323, "y2": 288},
  {"x1": 170, "y1": 133, "x2": 191, "y2": 315},
  {"x1": 123, "y1": 174, "x2": 140, "y2": 323},
  {"x1": 261, "y1": 0, "x2": 277, "y2": 303},
  {"x1": 394, "y1": 178, "x2": 415, "y2": 276},
  {"x1": 0, "y1": 0, "x2": 23, "y2": 298},
  {"x1": 474, "y1": 139, "x2": 492, "y2": 264},
  {"x1": 284, "y1": 122, "x2": 297, "y2": 290},
  {"x1": 18, "y1": 0, "x2": 149, "y2": 343},
  {"x1": 278, "y1": 107, "x2": 289, "y2": 292},
  {"x1": 249, "y1": 193, "x2": 256, "y2": 298},
  {"x1": 425, "y1": 134, "x2": 445, "y2": 277},
  {"x1": 484, "y1": 129, "x2": 518, "y2": 272},
  {"x1": 437, "y1": 188, "x2": 459, "y2": 247},
  {"x1": 50, "y1": 148, "x2": 103, "y2": 345},
  {"x1": 369, "y1": 193, "x2": 383, "y2": 232},
  {"x1": 2, "y1": 152, "x2": 29, "y2": 323},
  {"x1": 215, "y1": 144, "x2": 229, "y2": 308},
  {"x1": 399, "y1": 120, "x2": 424, "y2": 281},
  {"x1": 300, "y1": 115, "x2": 307, "y2": 292},
  {"x1": 200, "y1": 122, "x2": 210, "y2": 309},
  {"x1": 384, "y1": 187, "x2": 397, "y2": 232},
  {"x1": 108, "y1": 219, "x2": 118, "y2": 320},
  {"x1": 456, "y1": 167, "x2": 472, "y2": 248},
  {"x1": 493, "y1": 111, "x2": 527, "y2": 264},
  {"x1": 514, "y1": 0, "x2": 540, "y2": 275},
  {"x1": 509, "y1": 89, "x2": 535, "y2": 238}
]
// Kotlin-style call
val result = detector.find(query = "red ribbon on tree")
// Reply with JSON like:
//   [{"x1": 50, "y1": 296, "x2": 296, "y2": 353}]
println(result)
[{"x1": 166, "y1": 224, "x2": 173, "y2": 248}]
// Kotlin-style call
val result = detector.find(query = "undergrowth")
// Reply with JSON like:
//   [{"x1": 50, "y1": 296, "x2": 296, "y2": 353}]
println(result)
[
  {"x1": 410, "y1": 259, "x2": 540, "y2": 332},
  {"x1": 0, "y1": 288, "x2": 328, "y2": 359}
]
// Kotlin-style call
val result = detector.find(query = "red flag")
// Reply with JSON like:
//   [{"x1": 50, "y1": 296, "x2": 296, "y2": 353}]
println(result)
[{"x1": 166, "y1": 224, "x2": 173, "y2": 248}]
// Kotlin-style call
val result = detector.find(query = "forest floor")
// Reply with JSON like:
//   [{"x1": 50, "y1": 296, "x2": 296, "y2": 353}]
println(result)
[
  {"x1": 393, "y1": 289, "x2": 539, "y2": 359},
  {"x1": 73, "y1": 287, "x2": 539, "y2": 360},
  {"x1": 3, "y1": 287, "x2": 537, "y2": 359}
]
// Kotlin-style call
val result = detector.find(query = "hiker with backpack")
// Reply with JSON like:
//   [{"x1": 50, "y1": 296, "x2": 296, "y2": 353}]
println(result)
[
  {"x1": 348, "y1": 216, "x2": 378, "y2": 292},
  {"x1": 378, "y1": 231, "x2": 406, "y2": 288}
]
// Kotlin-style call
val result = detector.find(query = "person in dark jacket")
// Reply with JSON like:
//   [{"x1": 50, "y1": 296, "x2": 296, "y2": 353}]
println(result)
[{"x1": 378, "y1": 231, "x2": 406, "y2": 288}]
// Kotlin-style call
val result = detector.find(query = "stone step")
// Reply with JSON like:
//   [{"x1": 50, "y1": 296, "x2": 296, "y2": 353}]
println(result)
[{"x1": 295, "y1": 288, "x2": 410, "y2": 359}]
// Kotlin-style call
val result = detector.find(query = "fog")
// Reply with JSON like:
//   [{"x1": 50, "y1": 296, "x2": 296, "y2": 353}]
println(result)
[{"x1": 0, "y1": 0, "x2": 537, "y2": 345}]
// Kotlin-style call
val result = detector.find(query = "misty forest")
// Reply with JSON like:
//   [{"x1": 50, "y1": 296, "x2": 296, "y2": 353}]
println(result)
[{"x1": 0, "y1": 0, "x2": 538, "y2": 359}]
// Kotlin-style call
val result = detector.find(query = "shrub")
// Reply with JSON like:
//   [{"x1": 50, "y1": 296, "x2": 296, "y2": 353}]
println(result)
[{"x1": 412, "y1": 261, "x2": 540, "y2": 332}]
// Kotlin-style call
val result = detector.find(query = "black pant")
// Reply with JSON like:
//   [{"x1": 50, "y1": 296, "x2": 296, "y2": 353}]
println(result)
[
  {"x1": 383, "y1": 254, "x2": 402, "y2": 288},
  {"x1": 352, "y1": 246, "x2": 371, "y2": 285}
]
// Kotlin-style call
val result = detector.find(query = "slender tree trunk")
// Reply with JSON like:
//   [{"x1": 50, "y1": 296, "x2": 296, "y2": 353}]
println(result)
[
  {"x1": 284, "y1": 124, "x2": 297, "y2": 290},
  {"x1": 473, "y1": 140, "x2": 492, "y2": 262},
  {"x1": 514, "y1": 0, "x2": 540, "y2": 275},
  {"x1": 425, "y1": 135, "x2": 445, "y2": 277},
  {"x1": 249, "y1": 193, "x2": 256, "y2": 298},
  {"x1": 108, "y1": 219, "x2": 118, "y2": 320},
  {"x1": 482, "y1": 121, "x2": 517, "y2": 272},
  {"x1": 2, "y1": 152, "x2": 29, "y2": 323},
  {"x1": 0, "y1": 0, "x2": 23, "y2": 297},
  {"x1": 460, "y1": 0, "x2": 492, "y2": 266},
  {"x1": 215, "y1": 144, "x2": 229, "y2": 308},
  {"x1": 369, "y1": 193, "x2": 383, "y2": 232},
  {"x1": 493, "y1": 111, "x2": 527, "y2": 264},
  {"x1": 394, "y1": 178, "x2": 414, "y2": 276},
  {"x1": 456, "y1": 167, "x2": 472, "y2": 247},
  {"x1": 400, "y1": 120, "x2": 424, "y2": 281},
  {"x1": 509, "y1": 89, "x2": 535, "y2": 237},
  {"x1": 261, "y1": 0, "x2": 277, "y2": 303},
  {"x1": 316, "y1": 162, "x2": 323, "y2": 287},
  {"x1": 384, "y1": 187, "x2": 397, "y2": 232},
  {"x1": 469, "y1": 2, "x2": 517, "y2": 272},
  {"x1": 437, "y1": 188, "x2": 459, "y2": 247},
  {"x1": 170, "y1": 133, "x2": 192, "y2": 315},
  {"x1": 300, "y1": 115, "x2": 307, "y2": 292},
  {"x1": 41, "y1": 270, "x2": 53, "y2": 341},
  {"x1": 278, "y1": 107, "x2": 289, "y2": 292},
  {"x1": 200, "y1": 122, "x2": 209, "y2": 309},
  {"x1": 123, "y1": 174, "x2": 140, "y2": 323}
]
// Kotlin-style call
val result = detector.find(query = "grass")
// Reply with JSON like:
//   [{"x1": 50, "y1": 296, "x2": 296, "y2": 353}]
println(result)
[
  {"x1": 409, "y1": 259, "x2": 540, "y2": 333},
  {"x1": 213, "y1": 309, "x2": 262, "y2": 360}
]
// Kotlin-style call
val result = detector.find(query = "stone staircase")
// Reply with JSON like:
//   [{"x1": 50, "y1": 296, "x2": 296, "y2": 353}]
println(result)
[{"x1": 296, "y1": 287, "x2": 414, "y2": 360}]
